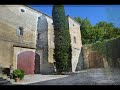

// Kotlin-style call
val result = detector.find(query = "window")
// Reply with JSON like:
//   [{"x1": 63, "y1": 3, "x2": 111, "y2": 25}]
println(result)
[
  {"x1": 73, "y1": 24, "x2": 74, "y2": 26},
  {"x1": 21, "y1": 9, "x2": 25, "y2": 12},
  {"x1": 38, "y1": 17, "x2": 41, "y2": 19},
  {"x1": 74, "y1": 36, "x2": 76, "y2": 43},
  {"x1": 16, "y1": 26, "x2": 23, "y2": 36},
  {"x1": 38, "y1": 33, "x2": 40, "y2": 39}
]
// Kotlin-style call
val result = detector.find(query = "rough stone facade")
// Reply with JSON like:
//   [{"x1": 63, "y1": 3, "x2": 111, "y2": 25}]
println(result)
[
  {"x1": 36, "y1": 13, "x2": 55, "y2": 74},
  {"x1": 0, "y1": 5, "x2": 82, "y2": 74},
  {"x1": 67, "y1": 16, "x2": 82, "y2": 72},
  {"x1": 0, "y1": 5, "x2": 38, "y2": 69},
  {"x1": 82, "y1": 46, "x2": 109, "y2": 69}
]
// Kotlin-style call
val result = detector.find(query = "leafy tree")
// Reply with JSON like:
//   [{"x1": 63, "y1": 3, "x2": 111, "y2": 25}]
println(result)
[
  {"x1": 95, "y1": 21, "x2": 114, "y2": 28},
  {"x1": 74, "y1": 17, "x2": 82, "y2": 24},
  {"x1": 113, "y1": 28, "x2": 120, "y2": 37},
  {"x1": 52, "y1": 5, "x2": 72, "y2": 73},
  {"x1": 75, "y1": 17, "x2": 93, "y2": 44},
  {"x1": 75, "y1": 16, "x2": 120, "y2": 45},
  {"x1": 82, "y1": 18, "x2": 92, "y2": 29}
]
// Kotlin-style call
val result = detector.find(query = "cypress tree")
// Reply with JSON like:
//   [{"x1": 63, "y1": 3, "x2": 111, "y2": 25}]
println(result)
[{"x1": 52, "y1": 5, "x2": 72, "y2": 73}]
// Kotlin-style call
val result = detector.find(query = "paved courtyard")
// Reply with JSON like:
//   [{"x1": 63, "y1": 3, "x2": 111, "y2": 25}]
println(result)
[{"x1": 14, "y1": 68, "x2": 120, "y2": 85}]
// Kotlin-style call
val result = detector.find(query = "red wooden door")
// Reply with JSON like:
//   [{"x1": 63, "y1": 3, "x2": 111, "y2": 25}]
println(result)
[{"x1": 17, "y1": 51, "x2": 35, "y2": 75}]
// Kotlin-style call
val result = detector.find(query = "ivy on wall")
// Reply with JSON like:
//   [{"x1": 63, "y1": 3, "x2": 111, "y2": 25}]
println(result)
[{"x1": 86, "y1": 36, "x2": 120, "y2": 68}]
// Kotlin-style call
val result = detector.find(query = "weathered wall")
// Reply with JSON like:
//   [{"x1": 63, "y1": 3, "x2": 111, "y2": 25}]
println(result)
[
  {"x1": 82, "y1": 45, "x2": 109, "y2": 69},
  {"x1": 0, "y1": 5, "x2": 38, "y2": 69},
  {"x1": 75, "y1": 47, "x2": 85, "y2": 71},
  {"x1": 48, "y1": 18, "x2": 55, "y2": 64},
  {"x1": 0, "y1": 41, "x2": 13, "y2": 68},
  {"x1": 67, "y1": 16, "x2": 82, "y2": 72},
  {"x1": 0, "y1": 5, "x2": 83, "y2": 74},
  {"x1": 36, "y1": 14, "x2": 55, "y2": 74},
  {"x1": 0, "y1": 5, "x2": 55, "y2": 74},
  {"x1": 89, "y1": 37, "x2": 120, "y2": 68}
]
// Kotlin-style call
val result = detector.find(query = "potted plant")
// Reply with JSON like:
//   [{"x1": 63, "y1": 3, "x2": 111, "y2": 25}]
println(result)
[
  {"x1": 19, "y1": 69, "x2": 24, "y2": 80},
  {"x1": 13, "y1": 69, "x2": 24, "y2": 82}
]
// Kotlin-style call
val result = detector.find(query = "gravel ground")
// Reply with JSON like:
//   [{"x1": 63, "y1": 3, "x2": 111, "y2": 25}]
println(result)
[{"x1": 28, "y1": 68, "x2": 120, "y2": 85}]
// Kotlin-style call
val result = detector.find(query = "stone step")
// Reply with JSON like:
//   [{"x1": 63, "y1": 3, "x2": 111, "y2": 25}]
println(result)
[
  {"x1": 0, "y1": 76, "x2": 12, "y2": 85},
  {"x1": 0, "y1": 78, "x2": 7, "y2": 81},
  {"x1": 0, "y1": 80, "x2": 11, "y2": 85}
]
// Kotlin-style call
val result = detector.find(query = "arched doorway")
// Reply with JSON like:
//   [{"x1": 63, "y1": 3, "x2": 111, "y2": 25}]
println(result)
[
  {"x1": 88, "y1": 52, "x2": 104, "y2": 68},
  {"x1": 17, "y1": 51, "x2": 35, "y2": 75},
  {"x1": 34, "y1": 53, "x2": 40, "y2": 74}
]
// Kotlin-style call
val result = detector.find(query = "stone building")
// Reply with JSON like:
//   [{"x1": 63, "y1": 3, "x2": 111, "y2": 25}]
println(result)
[{"x1": 0, "y1": 5, "x2": 82, "y2": 75}]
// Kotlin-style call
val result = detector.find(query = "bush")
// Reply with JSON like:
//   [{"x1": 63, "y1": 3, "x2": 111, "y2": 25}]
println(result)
[
  {"x1": 19, "y1": 70, "x2": 24, "y2": 80},
  {"x1": 13, "y1": 69, "x2": 24, "y2": 80}
]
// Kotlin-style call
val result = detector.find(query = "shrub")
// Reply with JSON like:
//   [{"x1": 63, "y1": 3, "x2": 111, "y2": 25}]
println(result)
[
  {"x1": 13, "y1": 69, "x2": 24, "y2": 80},
  {"x1": 19, "y1": 69, "x2": 24, "y2": 80}
]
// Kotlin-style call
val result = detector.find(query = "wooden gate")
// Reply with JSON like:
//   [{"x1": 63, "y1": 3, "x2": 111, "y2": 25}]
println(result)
[
  {"x1": 17, "y1": 51, "x2": 35, "y2": 75},
  {"x1": 88, "y1": 52, "x2": 104, "y2": 68}
]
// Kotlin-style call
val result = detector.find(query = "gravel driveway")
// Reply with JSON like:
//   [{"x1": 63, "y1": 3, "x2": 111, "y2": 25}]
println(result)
[{"x1": 29, "y1": 68, "x2": 120, "y2": 85}]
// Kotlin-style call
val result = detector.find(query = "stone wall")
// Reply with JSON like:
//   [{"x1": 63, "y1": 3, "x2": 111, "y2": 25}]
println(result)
[
  {"x1": 0, "y1": 5, "x2": 38, "y2": 69},
  {"x1": 75, "y1": 47, "x2": 85, "y2": 71},
  {"x1": 82, "y1": 45, "x2": 109, "y2": 69},
  {"x1": 36, "y1": 13, "x2": 55, "y2": 74},
  {"x1": 67, "y1": 16, "x2": 82, "y2": 72},
  {"x1": 0, "y1": 5, "x2": 83, "y2": 74},
  {"x1": 0, "y1": 5, "x2": 55, "y2": 74}
]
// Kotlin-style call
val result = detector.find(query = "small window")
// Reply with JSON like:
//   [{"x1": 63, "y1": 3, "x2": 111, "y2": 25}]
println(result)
[
  {"x1": 38, "y1": 33, "x2": 40, "y2": 39},
  {"x1": 73, "y1": 24, "x2": 74, "y2": 26},
  {"x1": 16, "y1": 26, "x2": 23, "y2": 36},
  {"x1": 38, "y1": 17, "x2": 41, "y2": 19},
  {"x1": 74, "y1": 36, "x2": 76, "y2": 43},
  {"x1": 21, "y1": 9, "x2": 25, "y2": 12}
]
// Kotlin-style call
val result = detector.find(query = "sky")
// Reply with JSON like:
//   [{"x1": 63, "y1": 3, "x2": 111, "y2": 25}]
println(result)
[{"x1": 30, "y1": 5, "x2": 120, "y2": 27}]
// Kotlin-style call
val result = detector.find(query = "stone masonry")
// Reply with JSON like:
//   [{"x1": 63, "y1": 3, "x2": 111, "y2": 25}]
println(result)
[{"x1": 0, "y1": 5, "x2": 82, "y2": 74}]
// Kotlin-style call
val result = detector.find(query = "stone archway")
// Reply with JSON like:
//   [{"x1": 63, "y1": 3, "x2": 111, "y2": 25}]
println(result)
[
  {"x1": 34, "y1": 53, "x2": 40, "y2": 74},
  {"x1": 88, "y1": 52, "x2": 104, "y2": 68},
  {"x1": 17, "y1": 51, "x2": 35, "y2": 75}
]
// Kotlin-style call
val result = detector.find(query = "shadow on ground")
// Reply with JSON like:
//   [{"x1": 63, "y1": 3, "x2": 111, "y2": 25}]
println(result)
[{"x1": 29, "y1": 68, "x2": 120, "y2": 85}]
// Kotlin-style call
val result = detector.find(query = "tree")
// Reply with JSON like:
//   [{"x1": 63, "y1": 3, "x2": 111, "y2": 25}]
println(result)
[
  {"x1": 75, "y1": 17, "x2": 92, "y2": 30},
  {"x1": 96, "y1": 21, "x2": 114, "y2": 28},
  {"x1": 74, "y1": 17, "x2": 82, "y2": 24},
  {"x1": 75, "y1": 17, "x2": 120, "y2": 45},
  {"x1": 52, "y1": 5, "x2": 72, "y2": 73},
  {"x1": 75, "y1": 17, "x2": 93, "y2": 44}
]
